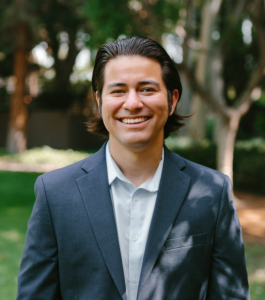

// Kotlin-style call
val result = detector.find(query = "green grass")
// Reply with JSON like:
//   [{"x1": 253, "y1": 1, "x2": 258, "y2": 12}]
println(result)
[
  {"x1": 0, "y1": 171, "x2": 40, "y2": 299},
  {"x1": 245, "y1": 242, "x2": 265, "y2": 299},
  {"x1": 0, "y1": 171, "x2": 265, "y2": 299}
]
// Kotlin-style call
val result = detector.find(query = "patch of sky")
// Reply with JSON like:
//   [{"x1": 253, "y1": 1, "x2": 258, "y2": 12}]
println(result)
[
  {"x1": 163, "y1": 33, "x2": 183, "y2": 63},
  {"x1": 75, "y1": 48, "x2": 91, "y2": 70},
  {"x1": 32, "y1": 44, "x2": 54, "y2": 68},
  {"x1": 242, "y1": 20, "x2": 252, "y2": 45},
  {"x1": 211, "y1": 31, "x2": 220, "y2": 40}
]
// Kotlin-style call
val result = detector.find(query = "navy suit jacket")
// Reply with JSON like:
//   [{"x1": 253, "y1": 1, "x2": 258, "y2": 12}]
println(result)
[{"x1": 17, "y1": 144, "x2": 250, "y2": 300}]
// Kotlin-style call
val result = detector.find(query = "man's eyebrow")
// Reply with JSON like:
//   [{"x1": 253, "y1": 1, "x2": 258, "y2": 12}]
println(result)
[
  {"x1": 138, "y1": 81, "x2": 161, "y2": 88},
  {"x1": 106, "y1": 82, "x2": 127, "y2": 90},
  {"x1": 106, "y1": 80, "x2": 161, "y2": 90}
]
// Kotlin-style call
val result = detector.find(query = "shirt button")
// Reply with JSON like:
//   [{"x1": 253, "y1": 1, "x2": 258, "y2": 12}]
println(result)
[
  {"x1": 133, "y1": 235, "x2": 138, "y2": 241},
  {"x1": 133, "y1": 277, "x2": 138, "y2": 283},
  {"x1": 134, "y1": 196, "x2": 139, "y2": 202}
]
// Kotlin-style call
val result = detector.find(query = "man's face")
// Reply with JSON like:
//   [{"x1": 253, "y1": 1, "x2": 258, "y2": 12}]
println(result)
[{"x1": 98, "y1": 55, "x2": 178, "y2": 150}]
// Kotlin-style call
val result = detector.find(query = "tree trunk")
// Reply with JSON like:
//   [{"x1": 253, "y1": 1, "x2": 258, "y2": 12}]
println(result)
[
  {"x1": 53, "y1": 31, "x2": 79, "y2": 93},
  {"x1": 188, "y1": 0, "x2": 213, "y2": 140},
  {"x1": 6, "y1": 22, "x2": 30, "y2": 153},
  {"x1": 188, "y1": 94, "x2": 206, "y2": 139},
  {"x1": 217, "y1": 112, "x2": 240, "y2": 184},
  {"x1": 210, "y1": 50, "x2": 225, "y2": 144}
]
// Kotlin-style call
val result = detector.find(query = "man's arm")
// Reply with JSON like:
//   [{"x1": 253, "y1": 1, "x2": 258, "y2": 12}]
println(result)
[
  {"x1": 16, "y1": 175, "x2": 61, "y2": 300},
  {"x1": 206, "y1": 175, "x2": 250, "y2": 300}
]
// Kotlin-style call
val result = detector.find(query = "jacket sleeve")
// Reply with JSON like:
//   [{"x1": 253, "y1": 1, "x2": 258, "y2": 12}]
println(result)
[
  {"x1": 16, "y1": 175, "x2": 61, "y2": 300},
  {"x1": 206, "y1": 175, "x2": 250, "y2": 300}
]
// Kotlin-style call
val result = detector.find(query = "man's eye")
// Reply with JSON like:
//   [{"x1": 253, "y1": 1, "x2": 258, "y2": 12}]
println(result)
[
  {"x1": 112, "y1": 90, "x2": 124, "y2": 94},
  {"x1": 142, "y1": 88, "x2": 155, "y2": 92}
]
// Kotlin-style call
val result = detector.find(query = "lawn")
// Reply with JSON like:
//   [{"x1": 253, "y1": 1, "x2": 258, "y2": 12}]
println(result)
[{"x1": 0, "y1": 170, "x2": 265, "y2": 299}]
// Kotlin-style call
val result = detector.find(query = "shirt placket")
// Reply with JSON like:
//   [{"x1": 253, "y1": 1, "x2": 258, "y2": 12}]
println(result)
[{"x1": 128, "y1": 189, "x2": 142, "y2": 300}]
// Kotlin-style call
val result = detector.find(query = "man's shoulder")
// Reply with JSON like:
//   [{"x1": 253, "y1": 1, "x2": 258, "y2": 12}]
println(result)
[
  {"x1": 40, "y1": 146, "x2": 106, "y2": 189},
  {"x1": 42, "y1": 157, "x2": 87, "y2": 182}
]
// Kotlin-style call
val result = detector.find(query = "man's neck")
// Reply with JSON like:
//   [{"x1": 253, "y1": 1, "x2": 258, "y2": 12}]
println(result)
[{"x1": 109, "y1": 137, "x2": 164, "y2": 188}]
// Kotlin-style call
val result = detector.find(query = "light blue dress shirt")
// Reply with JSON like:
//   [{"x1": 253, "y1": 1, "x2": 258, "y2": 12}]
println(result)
[{"x1": 106, "y1": 142, "x2": 164, "y2": 300}]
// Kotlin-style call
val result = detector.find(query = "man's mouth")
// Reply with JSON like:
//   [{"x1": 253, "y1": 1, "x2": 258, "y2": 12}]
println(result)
[{"x1": 119, "y1": 117, "x2": 150, "y2": 124}]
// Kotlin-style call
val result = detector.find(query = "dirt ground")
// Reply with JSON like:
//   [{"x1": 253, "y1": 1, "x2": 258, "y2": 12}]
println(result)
[{"x1": 234, "y1": 191, "x2": 265, "y2": 246}]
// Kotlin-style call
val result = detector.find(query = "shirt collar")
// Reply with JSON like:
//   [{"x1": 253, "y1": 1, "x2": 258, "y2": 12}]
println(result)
[
  {"x1": 106, "y1": 141, "x2": 164, "y2": 192},
  {"x1": 106, "y1": 141, "x2": 131, "y2": 185}
]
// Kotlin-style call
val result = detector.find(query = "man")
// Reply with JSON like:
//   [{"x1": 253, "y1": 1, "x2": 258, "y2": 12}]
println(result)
[{"x1": 17, "y1": 36, "x2": 250, "y2": 300}]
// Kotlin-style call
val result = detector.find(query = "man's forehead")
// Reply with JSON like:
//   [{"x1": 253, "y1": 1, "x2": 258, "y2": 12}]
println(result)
[{"x1": 103, "y1": 55, "x2": 163, "y2": 84}]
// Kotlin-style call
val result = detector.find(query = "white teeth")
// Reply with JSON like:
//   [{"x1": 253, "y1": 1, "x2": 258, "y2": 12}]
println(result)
[{"x1": 121, "y1": 117, "x2": 148, "y2": 124}]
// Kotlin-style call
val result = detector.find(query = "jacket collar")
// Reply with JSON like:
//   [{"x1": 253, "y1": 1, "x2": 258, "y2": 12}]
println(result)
[{"x1": 77, "y1": 142, "x2": 127, "y2": 299}]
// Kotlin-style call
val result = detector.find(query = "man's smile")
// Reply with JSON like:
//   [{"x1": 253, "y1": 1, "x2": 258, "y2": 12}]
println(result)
[{"x1": 118, "y1": 116, "x2": 151, "y2": 124}]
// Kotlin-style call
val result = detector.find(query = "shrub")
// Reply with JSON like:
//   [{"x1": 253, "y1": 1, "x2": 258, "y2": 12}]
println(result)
[{"x1": 165, "y1": 137, "x2": 265, "y2": 195}]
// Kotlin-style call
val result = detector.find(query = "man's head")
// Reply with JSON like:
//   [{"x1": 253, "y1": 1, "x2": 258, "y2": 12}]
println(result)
[{"x1": 87, "y1": 36, "x2": 188, "y2": 148}]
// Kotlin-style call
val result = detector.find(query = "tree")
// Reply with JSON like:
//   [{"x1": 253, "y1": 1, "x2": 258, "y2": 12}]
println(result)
[
  {"x1": 1, "y1": 0, "x2": 89, "y2": 152},
  {"x1": 6, "y1": 21, "x2": 31, "y2": 153},
  {"x1": 187, "y1": 1, "x2": 217, "y2": 140},
  {"x1": 1, "y1": 0, "x2": 39, "y2": 153},
  {"x1": 38, "y1": 0, "x2": 88, "y2": 94},
  {"x1": 84, "y1": 0, "x2": 182, "y2": 49},
  {"x1": 178, "y1": 0, "x2": 265, "y2": 189}
]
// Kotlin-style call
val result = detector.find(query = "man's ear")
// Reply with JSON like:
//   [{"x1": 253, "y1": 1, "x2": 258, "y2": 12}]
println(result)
[
  {"x1": 96, "y1": 91, "x2": 101, "y2": 114},
  {"x1": 96, "y1": 91, "x2": 100, "y2": 106},
  {"x1": 169, "y1": 89, "x2": 179, "y2": 116}
]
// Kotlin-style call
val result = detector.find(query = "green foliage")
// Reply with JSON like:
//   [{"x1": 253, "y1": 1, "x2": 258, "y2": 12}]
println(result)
[
  {"x1": 233, "y1": 139, "x2": 265, "y2": 195},
  {"x1": 238, "y1": 99, "x2": 265, "y2": 139},
  {"x1": 84, "y1": 0, "x2": 182, "y2": 51},
  {"x1": 165, "y1": 137, "x2": 265, "y2": 195},
  {"x1": 37, "y1": 0, "x2": 88, "y2": 43},
  {"x1": 165, "y1": 137, "x2": 217, "y2": 168},
  {"x1": 219, "y1": 0, "x2": 259, "y2": 107},
  {"x1": 85, "y1": 0, "x2": 136, "y2": 48}
]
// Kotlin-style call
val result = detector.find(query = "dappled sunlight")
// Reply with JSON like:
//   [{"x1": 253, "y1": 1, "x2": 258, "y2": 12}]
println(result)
[
  {"x1": 0, "y1": 147, "x2": 91, "y2": 172},
  {"x1": 138, "y1": 160, "x2": 248, "y2": 298},
  {"x1": 0, "y1": 230, "x2": 22, "y2": 243},
  {"x1": 238, "y1": 209, "x2": 265, "y2": 239},
  {"x1": 140, "y1": 244, "x2": 209, "y2": 299},
  {"x1": 249, "y1": 269, "x2": 265, "y2": 284}
]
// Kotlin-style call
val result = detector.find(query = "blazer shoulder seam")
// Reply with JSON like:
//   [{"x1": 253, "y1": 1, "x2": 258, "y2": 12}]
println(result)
[
  {"x1": 213, "y1": 175, "x2": 228, "y2": 236},
  {"x1": 41, "y1": 176, "x2": 58, "y2": 243}
]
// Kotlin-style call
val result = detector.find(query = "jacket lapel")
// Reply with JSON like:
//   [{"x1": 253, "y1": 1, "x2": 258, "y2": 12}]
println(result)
[
  {"x1": 76, "y1": 145, "x2": 126, "y2": 300},
  {"x1": 137, "y1": 148, "x2": 191, "y2": 298}
]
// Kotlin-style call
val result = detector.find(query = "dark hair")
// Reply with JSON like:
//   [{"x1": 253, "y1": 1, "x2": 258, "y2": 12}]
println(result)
[{"x1": 87, "y1": 36, "x2": 190, "y2": 139}]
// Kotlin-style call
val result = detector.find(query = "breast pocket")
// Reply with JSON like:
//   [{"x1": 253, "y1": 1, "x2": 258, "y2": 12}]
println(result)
[{"x1": 164, "y1": 233, "x2": 206, "y2": 250}]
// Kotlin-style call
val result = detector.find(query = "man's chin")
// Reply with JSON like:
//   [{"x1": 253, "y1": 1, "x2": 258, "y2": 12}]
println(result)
[
  {"x1": 110, "y1": 130, "x2": 163, "y2": 150},
  {"x1": 119, "y1": 135, "x2": 157, "y2": 150}
]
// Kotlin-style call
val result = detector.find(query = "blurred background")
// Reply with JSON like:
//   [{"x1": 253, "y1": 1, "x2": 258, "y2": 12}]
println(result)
[{"x1": 0, "y1": 0, "x2": 265, "y2": 299}]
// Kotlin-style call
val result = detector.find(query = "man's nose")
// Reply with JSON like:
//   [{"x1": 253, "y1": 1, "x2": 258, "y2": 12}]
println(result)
[{"x1": 123, "y1": 89, "x2": 143, "y2": 111}]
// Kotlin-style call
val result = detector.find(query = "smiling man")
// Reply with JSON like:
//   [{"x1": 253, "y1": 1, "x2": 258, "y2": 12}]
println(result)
[{"x1": 17, "y1": 36, "x2": 249, "y2": 300}]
